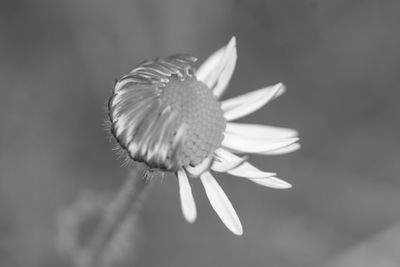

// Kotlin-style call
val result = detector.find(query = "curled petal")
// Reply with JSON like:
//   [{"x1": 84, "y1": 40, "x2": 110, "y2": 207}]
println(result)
[
  {"x1": 177, "y1": 170, "x2": 197, "y2": 223},
  {"x1": 222, "y1": 132, "x2": 299, "y2": 154},
  {"x1": 222, "y1": 83, "x2": 285, "y2": 121},
  {"x1": 185, "y1": 156, "x2": 213, "y2": 177},
  {"x1": 196, "y1": 37, "x2": 237, "y2": 97},
  {"x1": 200, "y1": 172, "x2": 243, "y2": 235},
  {"x1": 226, "y1": 122, "x2": 298, "y2": 139}
]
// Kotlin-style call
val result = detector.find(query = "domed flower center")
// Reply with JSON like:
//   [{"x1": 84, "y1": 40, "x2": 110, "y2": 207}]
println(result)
[
  {"x1": 161, "y1": 75, "x2": 226, "y2": 167},
  {"x1": 109, "y1": 54, "x2": 226, "y2": 171}
]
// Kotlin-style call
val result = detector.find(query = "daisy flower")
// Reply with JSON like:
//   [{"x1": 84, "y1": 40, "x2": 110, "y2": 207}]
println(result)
[{"x1": 108, "y1": 37, "x2": 299, "y2": 235}]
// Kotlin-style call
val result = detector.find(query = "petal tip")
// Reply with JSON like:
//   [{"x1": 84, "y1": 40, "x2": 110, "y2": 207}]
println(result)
[
  {"x1": 274, "y1": 178, "x2": 292, "y2": 189},
  {"x1": 281, "y1": 183, "x2": 292, "y2": 189},
  {"x1": 177, "y1": 170, "x2": 198, "y2": 224},
  {"x1": 275, "y1": 83, "x2": 286, "y2": 95},
  {"x1": 231, "y1": 225, "x2": 243, "y2": 236},
  {"x1": 249, "y1": 176, "x2": 293, "y2": 189},
  {"x1": 229, "y1": 36, "x2": 237, "y2": 46},
  {"x1": 226, "y1": 37, "x2": 237, "y2": 59},
  {"x1": 184, "y1": 213, "x2": 197, "y2": 224},
  {"x1": 224, "y1": 217, "x2": 243, "y2": 236},
  {"x1": 226, "y1": 36, "x2": 237, "y2": 61}
]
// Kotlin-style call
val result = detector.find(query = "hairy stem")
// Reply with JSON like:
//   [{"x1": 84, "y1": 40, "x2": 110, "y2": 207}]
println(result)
[{"x1": 80, "y1": 166, "x2": 155, "y2": 267}]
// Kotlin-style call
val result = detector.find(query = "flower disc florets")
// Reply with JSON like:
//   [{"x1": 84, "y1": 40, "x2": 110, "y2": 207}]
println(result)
[{"x1": 108, "y1": 55, "x2": 226, "y2": 171}]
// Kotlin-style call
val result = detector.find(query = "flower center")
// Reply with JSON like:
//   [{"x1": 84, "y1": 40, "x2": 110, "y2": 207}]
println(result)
[
  {"x1": 161, "y1": 75, "x2": 226, "y2": 167},
  {"x1": 109, "y1": 54, "x2": 226, "y2": 171}
]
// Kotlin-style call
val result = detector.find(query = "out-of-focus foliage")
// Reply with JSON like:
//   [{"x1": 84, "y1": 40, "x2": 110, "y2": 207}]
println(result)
[{"x1": 1, "y1": 1, "x2": 400, "y2": 267}]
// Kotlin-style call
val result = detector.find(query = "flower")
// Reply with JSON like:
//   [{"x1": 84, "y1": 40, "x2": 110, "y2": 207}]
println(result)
[{"x1": 108, "y1": 37, "x2": 299, "y2": 235}]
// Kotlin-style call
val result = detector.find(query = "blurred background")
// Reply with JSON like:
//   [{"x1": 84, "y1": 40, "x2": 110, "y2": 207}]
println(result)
[{"x1": 1, "y1": 0, "x2": 400, "y2": 266}]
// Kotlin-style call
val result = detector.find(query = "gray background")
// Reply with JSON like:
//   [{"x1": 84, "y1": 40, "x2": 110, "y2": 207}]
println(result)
[{"x1": 1, "y1": 0, "x2": 400, "y2": 266}]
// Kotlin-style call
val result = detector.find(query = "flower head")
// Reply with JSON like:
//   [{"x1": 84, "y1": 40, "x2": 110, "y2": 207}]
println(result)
[{"x1": 108, "y1": 37, "x2": 299, "y2": 235}]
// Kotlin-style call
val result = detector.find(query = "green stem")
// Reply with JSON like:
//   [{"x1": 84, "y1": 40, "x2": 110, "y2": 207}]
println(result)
[{"x1": 80, "y1": 166, "x2": 155, "y2": 267}]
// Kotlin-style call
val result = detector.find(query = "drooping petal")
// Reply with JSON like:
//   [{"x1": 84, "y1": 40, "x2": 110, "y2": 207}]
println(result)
[
  {"x1": 222, "y1": 132, "x2": 299, "y2": 154},
  {"x1": 169, "y1": 124, "x2": 188, "y2": 171},
  {"x1": 226, "y1": 122, "x2": 298, "y2": 139},
  {"x1": 214, "y1": 148, "x2": 291, "y2": 189},
  {"x1": 145, "y1": 107, "x2": 177, "y2": 167},
  {"x1": 177, "y1": 169, "x2": 197, "y2": 223},
  {"x1": 127, "y1": 101, "x2": 162, "y2": 156},
  {"x1": 200, "y1": 171, "x2": 243, "y2": 235},
  {"x1": 222, "y1": 83, "x2": 285, "y2": 121},
  {"x1": 196, "y1": 37, "x2": 237, "y2": 96}
]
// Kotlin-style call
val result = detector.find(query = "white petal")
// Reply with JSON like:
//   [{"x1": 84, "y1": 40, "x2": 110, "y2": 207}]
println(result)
[
  {"x1": 248, "y1": 176, "x2": 292, "y2": 189},
  {"x1": 260, "y1": 143, "x2": 301, "y2": 155},
  {"x1": 200, "y1": 171, "x2": 243, "y2": 235},
  {"x1": 215, "y1": 149, "x2": 276, "y2": 178},
  {"x1": 177, "y1": 169, "x2": 197, "y2": 223},
  {"x1": 196, "y1": 47, "x2": 224, "y2": 84},
  {"x1": 211, "y1": 155, "x2": 247, "y2": 172},
  {"x1": 212, "y1": 41, "x2": 237, "y2": 98},
  {"x1": 214, "y1": 148, "x2": 291, "y2": 189},
  {"x1": 221, "y1": 83, "x2": 286, "y2": 112},
  {"x1": 222, "y1": 132, "x2": 299, "y2": 154},
  {"x1": 226, "y1": 122, "x2": 298, "y2": 139},
  {"x1": 229, "y1": 164, "x2": 278, "y2": 180},
  {"x1": 185, "y1": 156, "x2": 212, "y2": 177},
  {"x1": 222, "y1": 83, "x2": 285, "y2": 121},
  {"x1": 196, "y1": 37, "x2": 237, "y2": 94}
]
